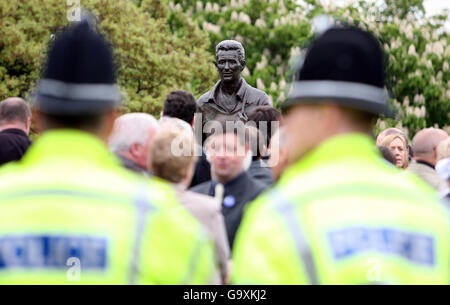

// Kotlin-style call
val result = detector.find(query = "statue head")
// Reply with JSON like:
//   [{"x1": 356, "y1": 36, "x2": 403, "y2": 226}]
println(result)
[{"x1": 215, "y1": 40, "x2": 246, "y2": 84}]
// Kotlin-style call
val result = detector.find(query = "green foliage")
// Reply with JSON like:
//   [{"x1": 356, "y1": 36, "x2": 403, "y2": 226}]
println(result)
[
  {"x1": 383, "y1": 0, "x2": 425, "y2": 19},
  {"x1": 0, "y1": 0, "x2": 216, "y2": 116},
  {"x1": 1, "y1": 0, "x2": 448, "y2": 137}
]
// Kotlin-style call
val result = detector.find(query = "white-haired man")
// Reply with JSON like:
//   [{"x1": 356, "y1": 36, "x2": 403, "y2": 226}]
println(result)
[{"x1": 108, "y1": 112, "x2": 158, "y2": 175}]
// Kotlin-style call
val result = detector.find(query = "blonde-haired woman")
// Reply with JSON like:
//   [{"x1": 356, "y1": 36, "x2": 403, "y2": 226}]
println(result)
[{"x1": 381, "y1": 133, "x2": 409, "y2": 169}]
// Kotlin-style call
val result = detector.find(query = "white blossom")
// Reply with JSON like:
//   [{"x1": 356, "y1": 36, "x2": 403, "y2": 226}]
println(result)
[
  {"x1": 406, "y1": 106, "x2": 413, "y2": 116},
  {"x1": 432, "y1": 30, "x2": 439, "y2": 40},
  {"x1": 290, "y1": 47, "x2": 301, "y2": 57},
  {"x1": 234, "y1": 35, "x2": 244, "y2": 42},
  {"x1": 330, "y1": 1, "x2": 336, "y2": 11},
  {"x1": 377, "y1": 119, "x2": 387, "y2": 130},
  {"x1": 416, "y1": 107, "x2": 422, "y2": 118},
  {"x1": 231, "y1": 11, "x2": 239, "y2": 21},
  {"x1": 445, "y1": 45, "x2": 450, "y2": 57},
  {"x1": 278, "y1": 1, "x2": 287, "y2": 14},
  {"x1": 277, "y1": 91, "x2": 285, "y2": 102},
  {"x1": 239, "y1": 12, "x2": 251, "y2": 24},
  {"x1": 420, "y1": 94, "x2": 425, "y2": 104},
  {"x1": 403, "y1": 96, "x2": 410, "y2": 107},
  {"x1": 202, "y1": 21, "x2": 221, "y2": 34},
  {"x1": 426, "y1": 60, "x2": 433, "y2": 69},
  {"x1": 242, "y1": 67, "x2": 250, "y2": 77},
  {"x1": 421, "y1": 28, "x2": 430, "y2": 40},
  {"x1": 255, "y1": 18, "x2": 266, "y2": 28},
  {"x1": 443, "y1": 126, "x2": 450, "y2": 135},
  {"x1": 196, "y1": 1, "x2": 203, "y2": 11},
  {"x1": 277, "y1": 65, "x2": 284, "y2": 76},
  {"x1": 272, "y1": 54, "x2": 282, "y2": 65},
  {"x1": 407, "y1": 45, "x2": 416, "y2": 56},
  {"x1": 420, "y1": 106, "x2": 426, "y2": 118},
  {"x1": 279, "y1": 78, "x2": 286, "y2": 90},
  {"x1": 443, "y1": 61, "x2": 449, "y2": 71},
  {"x1": 256, "y1": 55, "x2": 268, "y2": 70},
  {"x1": 270, "y1": 82, "x2": 277, "y2": 91},
  {"x1": 322, "y1": 0, "x2": 329, "y2": 13},
  {"x1": 432, "y1": 41, "x2": 444, "y2": 55},
  {"x1": 414, "y1": 94, "x2": 425, "y2": 105},
  {"x1": 404, "y1": 24, "x2": 414, "y2": 40}
]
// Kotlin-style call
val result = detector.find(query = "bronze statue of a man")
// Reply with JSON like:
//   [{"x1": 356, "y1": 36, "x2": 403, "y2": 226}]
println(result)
[{"x1": 196, "y1": 40, "x2": 272, "y2": 127}]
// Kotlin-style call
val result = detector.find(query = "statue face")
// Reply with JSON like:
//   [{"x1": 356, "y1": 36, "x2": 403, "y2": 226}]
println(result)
[{"x1": 215, "y1": 50, "x2": 243, "y2": 83}]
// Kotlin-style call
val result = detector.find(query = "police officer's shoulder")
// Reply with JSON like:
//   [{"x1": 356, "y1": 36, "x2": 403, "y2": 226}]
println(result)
[
  {"x1": 243, "y1": 185, "x2": 281, "y2": 217},
  {"x1": 398, "y1": 169, "x2": 437, "y2": 196},
  {"x1": 0, "y1": 161, "x2": 22, "y2": 189},
  {"x1": 196, "y1": 90, "x2": 212, "y2": 108},
  {"x1": 189, "y1": 180, "x2": 211, "y2": 195},
  {"x1": 143, "y1": 175, "x2": 181, "y2": 207}
]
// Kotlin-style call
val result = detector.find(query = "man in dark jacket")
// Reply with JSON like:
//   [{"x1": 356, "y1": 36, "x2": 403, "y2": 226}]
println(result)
[
  {"x1": 0, "y1": 97, "x2": 32, "y2": 166},
  {"x1": 190, "y1": 126, "x2": 265, "y2": 249}
]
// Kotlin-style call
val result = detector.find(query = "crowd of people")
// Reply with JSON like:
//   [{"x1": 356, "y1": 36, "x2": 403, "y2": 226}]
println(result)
[{"x1": 0, "y1": 19, "x2": 449, "y2": 285}]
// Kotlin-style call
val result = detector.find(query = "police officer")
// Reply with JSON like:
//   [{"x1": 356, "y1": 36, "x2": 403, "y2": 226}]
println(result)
[
  {"x1": 232, "y1": 26, "x2": 450, "y2": 284},
  {"x1": 0, "y1": 21, "x2": 216, "y2": 284}
]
